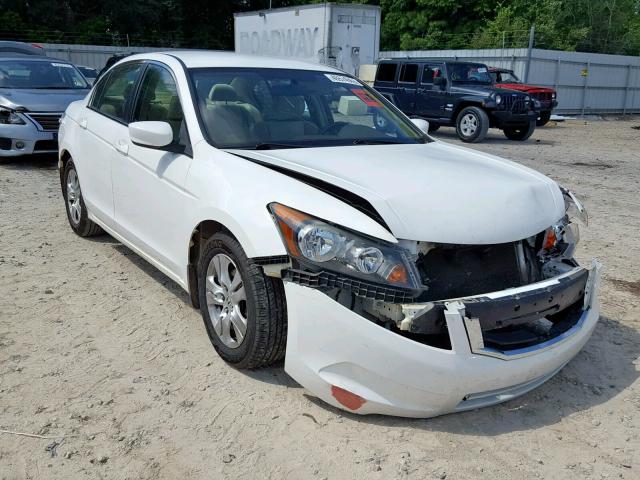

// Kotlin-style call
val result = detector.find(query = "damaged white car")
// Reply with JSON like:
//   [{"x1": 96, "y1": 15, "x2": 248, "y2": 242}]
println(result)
[{"x1": 58, "y1": 52, "x2": 601, "y2": 418}]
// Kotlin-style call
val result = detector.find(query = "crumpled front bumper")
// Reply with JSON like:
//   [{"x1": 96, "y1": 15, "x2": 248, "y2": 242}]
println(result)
[
  {"x1": 283, "y1": 261, "x2": 601, "y2": 418},
  {"x1": 0, "y1": 123, "x2": 58, "y2": 157}
]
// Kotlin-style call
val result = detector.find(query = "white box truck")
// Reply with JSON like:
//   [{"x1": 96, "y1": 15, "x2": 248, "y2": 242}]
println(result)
[{"x1": 234, "y1": 3, "x2": 381, "y2": 76}]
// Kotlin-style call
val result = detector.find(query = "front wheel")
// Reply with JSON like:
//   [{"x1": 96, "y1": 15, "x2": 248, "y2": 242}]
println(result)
[
  {"x1": 198, "y1": 233, "x2": 287, "y2": 369},
  {"x1": 536, "y1": 111, "x2": 552, "y2": 127},
  {"x1": 455, "y1": 106, "x2": 489, "y2": 143},
  {"x1": 62, "y1": 159, "x2": 103, "y2": 237},
  {"x1": 503, "y1": 120, "x2": 536, "y2": 141}
]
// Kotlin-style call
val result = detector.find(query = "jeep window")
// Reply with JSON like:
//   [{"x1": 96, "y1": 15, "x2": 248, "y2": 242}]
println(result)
[
  {"x1": 492, "y1": 70, "x2": 520, "y2": 83},
  {"x1": 0, "y1": 59, "x2": 88, "y2": 89},
  {"x1": 375, "y1": 63, "x2": 397, "y2": 82},
  {"x1": 189, "y1": 68, "x2": 429, "y2": 149},
  {"x1": 399, "y1": 63, "x2": 418, "y2": 84},
  {"x1": 449, "y1": 63, "x2": 493, "y2": 85},
  {"x1": 421, "y1": 64, "x2": 443, "y2": 84}
]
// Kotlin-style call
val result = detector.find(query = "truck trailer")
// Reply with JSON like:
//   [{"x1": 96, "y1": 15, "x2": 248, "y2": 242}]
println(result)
[{"x1": 234, "y1": 3, "x2": 381, "y2": 76}]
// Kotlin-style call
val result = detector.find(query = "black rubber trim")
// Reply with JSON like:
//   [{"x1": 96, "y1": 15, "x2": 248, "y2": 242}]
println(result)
[
  {"x1": 284, "y1": 268, "x2": 417, "y2": 303},
  {"x1": 230, "y1": 153, "x2": 392, "y2": 233},
  {"x1": 251, "y1": 255, "x2": 290, "y2": 266}
]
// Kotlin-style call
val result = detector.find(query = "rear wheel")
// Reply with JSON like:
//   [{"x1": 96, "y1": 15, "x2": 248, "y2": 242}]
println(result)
[
  {"x1": 455, "y1": 106, "x2": 489, "y2": 143},
  {"x1": 198, "y1": 233, "x2": 287, "y2": 369},
  {"x1": 536, "y1": 111, "x2": 552, "y2": 127},
  {"x1": 503, "y1": 120, "x2": 536, "y2": 141},
  {"x1": 62, "y1": 159, "x2": 103, "y2": 237}
]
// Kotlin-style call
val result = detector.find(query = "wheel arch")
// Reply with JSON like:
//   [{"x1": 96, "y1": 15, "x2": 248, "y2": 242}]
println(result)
[
  {"x1": 58, "y1": 149, "x2": 72, "y2": 188},
  {"x1": 452, "y1": 100, "x2": 485, "y2": 121}
]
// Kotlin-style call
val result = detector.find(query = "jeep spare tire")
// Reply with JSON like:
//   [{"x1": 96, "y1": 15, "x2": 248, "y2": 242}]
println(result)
[
  {"x1": 455, "y1": 106, "x2": 489, "y2": 143},
  {"x1": 503, "y1": 120, "x2": 536, "y2": 141}
]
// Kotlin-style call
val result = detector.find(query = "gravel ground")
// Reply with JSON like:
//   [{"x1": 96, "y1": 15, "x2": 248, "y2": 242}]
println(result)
[{"x1": 1, "y1": 118, "x2": 639, "y2": 480}]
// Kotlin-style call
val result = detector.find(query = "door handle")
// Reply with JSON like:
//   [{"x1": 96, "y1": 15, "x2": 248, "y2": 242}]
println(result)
[
  {"x1": 115, "y1": 139, "x2": 129, "y2": 155},
  {"x1": 79, "y1": 117, "x2": 87, "y2": 129}
]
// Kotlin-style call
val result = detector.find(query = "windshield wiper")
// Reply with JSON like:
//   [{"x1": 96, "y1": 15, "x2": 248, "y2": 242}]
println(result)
[
  {"x1": 253, "y1": 142, "x2": 306, "y2": 150},
  {"x1": 351, "y1": 139, "x2": 405, "y2": 145}
]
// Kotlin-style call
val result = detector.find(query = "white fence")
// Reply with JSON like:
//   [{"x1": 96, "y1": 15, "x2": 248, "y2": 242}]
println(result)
[{"x1": 382, "y1": 48, "x2": 640, "y2": 115}]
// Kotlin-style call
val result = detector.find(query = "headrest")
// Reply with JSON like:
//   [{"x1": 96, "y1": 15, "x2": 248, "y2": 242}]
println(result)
[{"x1": 209, "y1": 84, "x2": 238, "y2": 102}]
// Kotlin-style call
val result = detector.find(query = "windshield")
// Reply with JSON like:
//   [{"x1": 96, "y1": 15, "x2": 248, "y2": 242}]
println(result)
[
  {"x1": 449, "y1": 63, "x2": 493, "y2": 85},
  {"x1": 0, "y1": 59, "x2": 89, "y2": 89},
  {"x1": 491, "y1": 70, "x2": 520, "y2": 83},
  {"x1": 189, "y1": 68, "x2": 428, "y2": 149}
]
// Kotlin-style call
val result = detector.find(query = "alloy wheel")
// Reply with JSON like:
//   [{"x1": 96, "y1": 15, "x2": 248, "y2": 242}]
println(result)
[
  {"x1": 460, "y1": 113, "x2": 478, "y2": 137},
  {"x1": 66, "y1": 169, "x2": 82, "y2": 225},
  {"x1": 205, "y1": 253, "x2": 248, "y2": 349}
]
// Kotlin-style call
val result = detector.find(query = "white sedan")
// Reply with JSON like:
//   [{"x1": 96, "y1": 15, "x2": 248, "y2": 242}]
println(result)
[{"x1": 58, "y1": 51, "x2": 600, "y2": 418}]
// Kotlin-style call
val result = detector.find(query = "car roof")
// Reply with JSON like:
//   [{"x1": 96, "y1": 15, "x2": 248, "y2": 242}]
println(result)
[
  {"x1": 0, "y1": 55, "x2": 73, "y2": 64},
  {"x1": 378, "y1": 58, "x2": 487, "y2": 65},
  {"x1": 0, "y1": 41, "x2": 45, "y2": 56},
  {"x1": 123, "y1": 50, "x2": 342, "y2": 72}
]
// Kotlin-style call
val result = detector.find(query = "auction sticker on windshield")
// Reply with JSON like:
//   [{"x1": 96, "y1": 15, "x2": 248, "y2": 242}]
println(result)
[
  {"x1": 324, "y1": 73, "x2": 361, "y2": 86},
  {"x1": 351, "y1": 88, "x2": 382, "y2": 107},
  {"x1": 51, "y1": 63, "x2": 74, "y2": 68}
]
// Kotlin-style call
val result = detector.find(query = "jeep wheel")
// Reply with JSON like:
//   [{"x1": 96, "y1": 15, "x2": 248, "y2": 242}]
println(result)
[
  {"x1": 455, "y1": 106, "x2": 489, "y2": 143},
  {"x1": 503, "y1": 120, "x2": 536, "y2": 141},
  {"x1": 536, "y1": 111, "x2": 552, "y2": 127},
  {"x1": 373, "y1": 110, "x2": 390, "y2": 131}
]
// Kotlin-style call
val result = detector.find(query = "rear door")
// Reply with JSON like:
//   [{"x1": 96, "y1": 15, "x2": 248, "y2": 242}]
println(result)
[
  {"x1": 76, "y1": 61, "x2": 144, "y2": 227},
  {"x1": 395, "y1": 62, "x2": 419, "y2": 114},
  {"x1": 111, "y1": 62, "x2": 193, "y2": 276},
  {"x1": 415, "y1": 62, "x2": 447, "y2": 119}
]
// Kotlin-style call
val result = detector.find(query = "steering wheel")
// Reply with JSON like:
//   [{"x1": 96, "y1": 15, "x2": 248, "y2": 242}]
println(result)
[{"x1": 320, "y1": 121, "x2": 348, "y2": 135}]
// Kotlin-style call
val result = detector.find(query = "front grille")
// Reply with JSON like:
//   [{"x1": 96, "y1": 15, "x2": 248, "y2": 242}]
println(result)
[
  {"x1": 34, "y1": 139, "x2": 58, "y2": 151},
  {"x1": 501, "y1": 95, "x2": 528, "y2": 114},
  {"x1": 26, "y1": 113, "x2": 62, "y2": 131}
]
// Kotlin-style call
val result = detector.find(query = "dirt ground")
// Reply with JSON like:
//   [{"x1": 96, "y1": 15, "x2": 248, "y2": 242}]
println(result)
[{"x1": 1, "y1": 118, "x2": 639, "y2": 480}]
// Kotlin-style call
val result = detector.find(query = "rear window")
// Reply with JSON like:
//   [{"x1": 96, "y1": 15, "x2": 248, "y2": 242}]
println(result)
[
  {"x1": 375, "y1": 63, "x2": 397, "y2": 82},
  {"x1": 399, "y1": 63, "x2": 418, "y2": 83}
]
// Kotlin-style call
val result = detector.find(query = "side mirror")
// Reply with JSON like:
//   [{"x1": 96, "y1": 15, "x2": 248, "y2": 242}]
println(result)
[
  {"x1": 411, "y1": 118, "x2": 430, "y2": 134},
  {"x1": 129, "y1": 121, "x2": 174, "y2": 149},
  {"x1": 434, "y1": 76, "x2": 447, "y2": 87}
]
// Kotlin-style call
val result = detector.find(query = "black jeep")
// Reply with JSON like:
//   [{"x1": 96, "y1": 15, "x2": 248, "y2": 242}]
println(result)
[{"x1": 373, "y1": 59, "x2": 538, "y2": 143}]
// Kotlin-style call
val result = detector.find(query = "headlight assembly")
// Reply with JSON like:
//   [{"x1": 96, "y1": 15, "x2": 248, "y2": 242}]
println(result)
[
  {"x1": 561, "y1": 186, "x2": 588, "y2": 226},
  {"x1": 269, "y1": 203, "x2": 421, "y2": 289},
  {"x1": 495, "y1": 94, "x2": 502, "y2": 105},
  {"x1": 0, "y1": 106, "x2": 26, "y2": 125}
]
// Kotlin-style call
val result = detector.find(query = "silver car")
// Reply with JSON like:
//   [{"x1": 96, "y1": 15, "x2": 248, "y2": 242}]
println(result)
[{"x1": 0, "y1": 55, "x2": 90, "y2": 157}]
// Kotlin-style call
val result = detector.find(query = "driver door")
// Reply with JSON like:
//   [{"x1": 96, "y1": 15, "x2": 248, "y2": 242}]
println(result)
[
  {"x1": 415, "y1": 63, "x2": 447, "y2": 119},
  {"x1": 111, "y1": 63, "x2": 194, "y2": 277}
]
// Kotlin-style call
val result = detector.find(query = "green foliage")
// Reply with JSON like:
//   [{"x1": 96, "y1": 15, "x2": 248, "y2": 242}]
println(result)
[{"x1": 0, "y1": 0, "x2": 638, "y2": 55}]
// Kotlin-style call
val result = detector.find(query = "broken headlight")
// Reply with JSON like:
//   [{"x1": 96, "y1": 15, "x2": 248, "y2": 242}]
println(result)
[
  {"x1": 269, "y1": 203, "x2": 421, "y2": 289},
  {"x1": 541, "y1": 187, "x2": 587, "y2": 258}
]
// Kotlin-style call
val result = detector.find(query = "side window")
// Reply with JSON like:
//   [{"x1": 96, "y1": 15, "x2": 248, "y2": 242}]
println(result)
[
  {"x1": 91, "y1": 62, "x2": 143, "y2": 123},
  {"x1": 375, "y1": 63, "x2": 398, "y2": 82},
  {"x1": 421, "y1": 64, "x2": 443, "y2": 84},
  {"x1": 399, "y1": 63, "x2": 418, "y2": 84},
  {"x1": 133, "y1": 64, "x2": 186, "y2": 146}
]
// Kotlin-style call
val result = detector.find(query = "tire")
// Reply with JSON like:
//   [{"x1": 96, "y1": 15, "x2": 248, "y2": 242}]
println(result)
[
  {"x1": 198, "y1": 233, "x2": 287, "y2": 369},
  {"x1": 62, "y1": 159, "x2": 103, "y2": 237},
  {"x1": 503, "y1": 120, "x2": 536, "y2": 141},
  {"x1": 373, "y1": 110, "x2": 390, "y2": 132},
  {"x1": 536, "y1": 111, "x2": 552, "y2": 127},
  {"x1": 455, "y1": 106, "x2": 489, "y2": 143},
  {"x1": 428, "y1": 123, "x2": 440, "y2": 133}
]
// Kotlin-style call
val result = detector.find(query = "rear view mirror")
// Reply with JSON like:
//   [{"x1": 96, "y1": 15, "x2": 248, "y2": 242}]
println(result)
[
  {"x1": 434, "y1": 76, "x2": 447, "y2": 87},
  {"x1": 129, "y1": 121, "x2": 174, "y2": 149},
  {"x1": 411, "y1": 118, "x2": 430, "y2": 134}
]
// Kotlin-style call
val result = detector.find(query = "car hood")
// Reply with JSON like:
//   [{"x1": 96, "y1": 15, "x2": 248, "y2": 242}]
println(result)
[
  {"x1": 496, "y1": 82, "x2": 556, "y2": 94},
  {"x1": 227, "y1": 142, "x2": 565, "y2": 245},
  {"x1": 0, "y1": 88, "x2": 89, "y2": 112}
]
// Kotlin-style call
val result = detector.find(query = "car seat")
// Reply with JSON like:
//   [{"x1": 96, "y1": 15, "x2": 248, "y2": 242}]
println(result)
[
  {"x1": 252, "y1": 95, "x2": 318, "y2": 142},
  {"x1": 203, "y1": 84, "x2": 254, "y2": 145}
]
